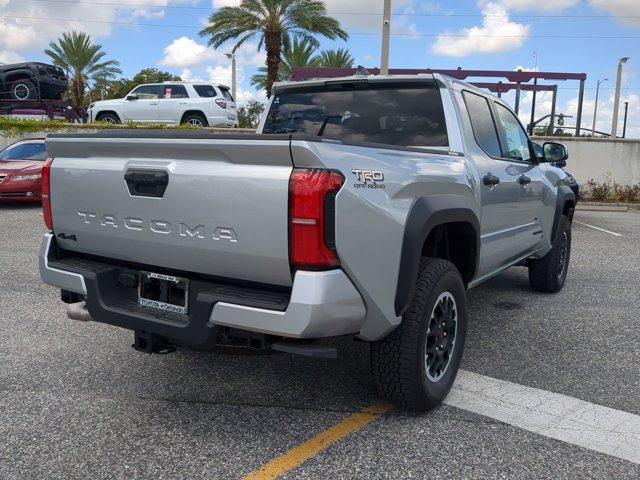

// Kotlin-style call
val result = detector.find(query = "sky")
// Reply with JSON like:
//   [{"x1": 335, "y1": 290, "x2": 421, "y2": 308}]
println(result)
[{"x1": 1, "y1": 0, "x2": 639, "y2": 137}]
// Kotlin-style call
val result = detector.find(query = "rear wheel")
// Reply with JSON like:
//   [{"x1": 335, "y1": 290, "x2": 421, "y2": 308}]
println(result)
[
  {"x1": 96, "y1": 112, "x2": 121, "y2": 125},
  {"x1": 370, "y1": 258, "x2": 467, "y2": 411},
  {"x1": 181, "y1": 113, "x2": 208, "y2": 127},
  {"x1": 528, "y1": 215, "x2": 571, "y2": 293},
  {"x1": 10, "y1": 79, "x2": 37, "y2": 100}
]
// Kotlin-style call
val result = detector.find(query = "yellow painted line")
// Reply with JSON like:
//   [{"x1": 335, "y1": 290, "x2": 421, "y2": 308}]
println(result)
[{"x1": 243, "y1": 402, "x2": 392, "y2": 480}]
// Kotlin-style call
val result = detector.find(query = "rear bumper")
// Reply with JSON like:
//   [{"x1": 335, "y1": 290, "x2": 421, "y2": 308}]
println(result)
[{"x1": 39, "y1": 234, "x2": 366, "y2": 344}]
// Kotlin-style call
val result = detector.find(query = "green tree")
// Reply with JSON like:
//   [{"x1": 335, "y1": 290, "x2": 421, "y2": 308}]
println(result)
[
  {"x1": 105, "y1": 68, "x2": 181, "y2": 99},
  {"x1": 237, "y1": 99, "x2": 265, "y2": 129},
  {"x1": 44, "y1": 31, "x2": 121, "y2": 106},
  {"x1": 250, "y1": 37, "x2": 320, "y2": 91},
  {"x1": 200, "y1": 0, "x2": 347, "y2": 97},
  {"x1": 317, "y1": 48, "x2": 354, "y2": 68}
]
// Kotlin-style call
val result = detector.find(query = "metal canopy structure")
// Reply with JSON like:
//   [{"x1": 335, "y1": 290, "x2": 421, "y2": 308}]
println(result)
[{"x1": 291, "y1": 68, "x2": 588, "y2": 136}]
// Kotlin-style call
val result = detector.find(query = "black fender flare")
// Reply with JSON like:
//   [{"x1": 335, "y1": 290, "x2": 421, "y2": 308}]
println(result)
[
  {"x1": 2, "y1": 68, "x2": 36, "y2": 84},
  {"x1": 395, "y1": 195, "x2": 480, "y2": 317},
  {"x1": 552, "y1": 185, "x2": 576, "y2": 241}
]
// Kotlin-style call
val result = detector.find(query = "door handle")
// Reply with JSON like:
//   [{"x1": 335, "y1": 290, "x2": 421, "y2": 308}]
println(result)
[
  {"x1": 518, "y1": 175, "x2": 532, "y2": 185},
  {"x1": 124, "y1": 169, "x2": 169, "y2": 198},
  {"x1": 483, "y1": 173, "x2": 500, "y2": 186},
  {"x1": 149, "y1": 102, "x2": 158, "y2": 105}
]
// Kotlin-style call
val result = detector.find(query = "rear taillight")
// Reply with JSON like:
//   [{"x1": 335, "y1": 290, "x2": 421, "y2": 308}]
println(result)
[
  {"x1": 42, "y1": 157, "x2": 54, "y2": 231},
  {"x1": 215, "y1": 99, "x2": 227, "y2": 109},
  {"x1": 289, "y1": 169, "x2": 344, "y2": 269}
]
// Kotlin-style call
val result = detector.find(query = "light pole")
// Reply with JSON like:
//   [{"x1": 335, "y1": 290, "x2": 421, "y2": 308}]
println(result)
[
  {"x1": 611, "y1": 57, "x2": 629, "y2": 138},
  {"x1": 380, "y1": 0, "x2": 392, "y2": 75},
  {"x1": 622, "y1": 101, "x2": 629, "y2": 138},
  {"x1": 225, "y1": 52, "x2": 237, "y2": 102},
  {"x1": 592, "y1": 78, "x2": 607, "y2": 135}
]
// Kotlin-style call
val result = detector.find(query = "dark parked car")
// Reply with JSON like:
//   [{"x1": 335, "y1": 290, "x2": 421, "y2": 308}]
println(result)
[
  {"x1": 0, "y1": 139, "x2": 47, "y2": 202},
  {"x1": 533, "y1": 141, "x2": 579, "y2": 199},
  {"x1": 0, "y1": 62, "x2": 68, "y2": 101}
]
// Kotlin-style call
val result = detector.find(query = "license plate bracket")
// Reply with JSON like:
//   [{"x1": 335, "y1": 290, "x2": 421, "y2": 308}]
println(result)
[{"x1": 138, "y1": 271, "x2": 189, "y2": 314}]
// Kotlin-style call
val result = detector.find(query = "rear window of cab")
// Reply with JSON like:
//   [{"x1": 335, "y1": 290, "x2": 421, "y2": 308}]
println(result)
[{"x1": 262, "y1": 83, "x2": 448, "y2": 147}]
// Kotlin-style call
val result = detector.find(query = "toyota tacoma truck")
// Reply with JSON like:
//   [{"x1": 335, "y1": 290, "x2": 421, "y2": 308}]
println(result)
[{"x1": 39, "y1": 74, "x2": 575, "y2": 410}]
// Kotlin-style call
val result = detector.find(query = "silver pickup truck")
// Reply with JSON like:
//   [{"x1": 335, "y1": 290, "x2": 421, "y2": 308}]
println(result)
[{"x1": 39, "y1": 74, "x2": 575, "y2": 410}]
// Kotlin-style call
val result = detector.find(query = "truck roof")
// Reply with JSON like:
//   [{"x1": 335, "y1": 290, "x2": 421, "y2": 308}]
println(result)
[{"x1": 272, "y1": 73, "x2": 505, "y2": 105}]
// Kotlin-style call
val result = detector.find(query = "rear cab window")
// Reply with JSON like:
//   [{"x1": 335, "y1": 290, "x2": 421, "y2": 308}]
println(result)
[{"x1": 262, "y1": 82, "x2": 448, "y2": 148}]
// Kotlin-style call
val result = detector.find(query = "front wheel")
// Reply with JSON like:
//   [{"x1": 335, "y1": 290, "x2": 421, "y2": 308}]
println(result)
[
  {"x1": 370, "y1": 258, "x2": 467, "y2": 411},
  {"x1": 10, "y1": 79, "x2": 37, "y2": 100},
  {"x1": 96, "y1": 112, "x2": 121, "y2": 125},
  {"x1": 528, "y1": 215, "x2": 571, "y2": 293}
]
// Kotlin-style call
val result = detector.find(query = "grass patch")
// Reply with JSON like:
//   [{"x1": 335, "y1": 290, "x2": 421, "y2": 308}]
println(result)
[{"x1": 0, "y1": 118, "x2": 251, "y2": 136}]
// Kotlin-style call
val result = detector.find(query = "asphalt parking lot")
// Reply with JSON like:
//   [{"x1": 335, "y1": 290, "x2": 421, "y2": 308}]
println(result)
[{"x1": 1, "y1": 205, "x2": 639, "y2": 479}]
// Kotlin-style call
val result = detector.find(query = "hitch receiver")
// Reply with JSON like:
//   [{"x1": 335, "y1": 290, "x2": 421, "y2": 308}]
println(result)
[{"x1": 132, "y1": 330, "x2": 175, "y2": 354}]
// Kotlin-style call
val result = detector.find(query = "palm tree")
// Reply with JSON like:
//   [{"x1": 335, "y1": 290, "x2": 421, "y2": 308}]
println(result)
[
  {"x1": 250, "y1": 37, "x2": 320, "y2": 91},
  {"x1": 45, "y1": 31, "x2": 121, "y2": 106},
  {"x1": 317, "y1": 48, "x2": 354, "y2": 68},
  {"x1": 200, "y1": 0, "x2": 347, "y2": 97}
]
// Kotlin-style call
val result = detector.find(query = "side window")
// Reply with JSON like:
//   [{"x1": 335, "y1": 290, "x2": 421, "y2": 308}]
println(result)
[
  {"x1": 193, "y1": 84, "x2": 217, "y2": 97},
  {"x1": 161, "y1": 84, "x2": 188, "y2": 99},
  {"x1": 130, "y1": 85, "x2": 162, "y2": 99},
  {"x1": 494, "y1": 103, "x2": 532, "y2": 162},
  {"x1": 462, "y1": 91, "x2": 502, "y2": 157}
]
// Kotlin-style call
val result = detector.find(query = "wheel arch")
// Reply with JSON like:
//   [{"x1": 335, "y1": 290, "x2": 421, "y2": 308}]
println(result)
[
  {"x1": 95, "y1": 110, "x2": 121, "y2": 122},
  {"x1": 4, "y1": 69, "x2": 35, "y2": 83},
  {"x1": 552, "y1": 185, "x2": 576, "y2": 241},
  {"x1": 180, "y1": 110, "x2": 208, "y2": 125},
  {"x1": 394, "y1": 195, "x2": 480, "y2": 317}
]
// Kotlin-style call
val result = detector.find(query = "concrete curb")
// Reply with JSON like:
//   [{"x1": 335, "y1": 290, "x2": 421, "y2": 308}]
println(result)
[{"x1": 576, "y1": 202, "x2": 640, "y2": 212}]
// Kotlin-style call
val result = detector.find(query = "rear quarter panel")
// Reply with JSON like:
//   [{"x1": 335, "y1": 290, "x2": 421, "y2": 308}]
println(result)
[{"x1": 291, "y1": 140, "x2": 480, "y2": 340}]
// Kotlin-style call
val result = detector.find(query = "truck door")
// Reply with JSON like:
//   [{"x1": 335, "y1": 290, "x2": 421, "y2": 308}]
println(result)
[
  {"x1": 461, "y1": 91, "x2": 530, "y2": 277},
  {"x1": 157, "y1": 84, "x2": 189, "y2": 124},
  {"x1": 124, "y1": 85, "x2": 161, "y2": 122},
  {"x1": 492, "y1": 102, "x2": 545, "y2": 253}
]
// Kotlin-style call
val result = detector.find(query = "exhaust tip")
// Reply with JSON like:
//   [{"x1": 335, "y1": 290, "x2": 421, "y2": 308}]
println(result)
[{"x1": 67, "y1": 301, "x2": 92, "y2": 322}]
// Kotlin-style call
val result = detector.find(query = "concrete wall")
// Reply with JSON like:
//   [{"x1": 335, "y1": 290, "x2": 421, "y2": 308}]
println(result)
[
  {"x1": 2, "y1": 131, "x2": 639, "y2": 186},
  {"x1": 533, "y1": 136, "x2": 640, "y2": 186}
]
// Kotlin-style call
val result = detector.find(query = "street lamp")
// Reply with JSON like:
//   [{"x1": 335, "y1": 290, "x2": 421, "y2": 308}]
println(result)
[
  {"x1": 225, "y1": 52, "x2": 237, "y2": 102},
  {"x1": 592, "y1": 78, "x2": 607, "y2": 135},
  {"x1": 611, "y1": 57, "x2": 629, "y2": 138}
]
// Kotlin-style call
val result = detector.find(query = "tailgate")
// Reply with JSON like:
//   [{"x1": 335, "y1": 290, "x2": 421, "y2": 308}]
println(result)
[{"x1": 46, "y1": 131, "x2": 294, "y2": 287}]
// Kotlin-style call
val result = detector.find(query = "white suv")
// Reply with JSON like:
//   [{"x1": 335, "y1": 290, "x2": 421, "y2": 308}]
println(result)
[{"x1": 88, "y1": 82, "x2": 238, "y2": 127}]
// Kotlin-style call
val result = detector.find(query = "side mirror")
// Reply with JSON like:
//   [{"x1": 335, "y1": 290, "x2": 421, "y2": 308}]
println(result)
[
  {"x1": 542, "y1": 142, "x2": 568, "y2": 163},
  {"x1": 126, "y1": 95, "x2": 138, "y2": 101}
]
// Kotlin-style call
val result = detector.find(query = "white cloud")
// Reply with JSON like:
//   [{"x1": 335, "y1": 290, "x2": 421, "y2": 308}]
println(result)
[
  {"x1": 431, "y1": 2, "x2": 530, "y2": 57},
  {"x1": 0, "y1": 50, "x2": 24, "y2": 64},
  {"x1": 492, "y1": 0, "x2": 577, "y2": 11},
  {"x1": 159, "y1": 36, "x2": 263, "y2": 69},
  {"x1": 159, "y1": 37, "x2": 210, "y2": 68},
  {"x1": 0, "y1": 0, "x2": 186, "y2": 62},
  {"x1": 589, "y1": 0, "x2": 640, "y2": 28}
]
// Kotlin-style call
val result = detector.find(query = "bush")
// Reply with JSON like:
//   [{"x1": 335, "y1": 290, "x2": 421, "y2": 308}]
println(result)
[
  {"x1": 581, "y1": 173, "x2": 640, "y2": 203},
  {"x1": 237, "y1": 100, "x2": 265, "y2": 129}
]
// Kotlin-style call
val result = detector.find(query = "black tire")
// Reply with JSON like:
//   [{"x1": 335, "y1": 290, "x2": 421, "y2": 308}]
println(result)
[
  {"x1": 370, "y1": 258, "x2": 467, "y2": 411},
  {"x1": 96, "y1": 112, "x2": 121, "y2": 124},
  {"x1": 10, "y1": 79, "x2": 37, "y2": 100},
  {"x1": 181, "y1": 113, "x2": 208, "y2": 127},
  {"x1": 528, "y1": 215, "x2": 571, "y2": 293}
]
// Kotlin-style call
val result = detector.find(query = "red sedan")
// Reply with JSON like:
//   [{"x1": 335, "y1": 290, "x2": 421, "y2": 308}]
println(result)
[{"x1": 0, "y1": 139, "x2": 47, "y2": 202}]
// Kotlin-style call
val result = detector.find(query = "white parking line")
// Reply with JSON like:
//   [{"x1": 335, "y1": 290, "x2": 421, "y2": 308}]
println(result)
[
  {"x1": 446, "y1": 370, "x2": 640, "y2": 465},
  {"x1": 574, "y1": 220, "x2": 623, "y2": 237}
]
